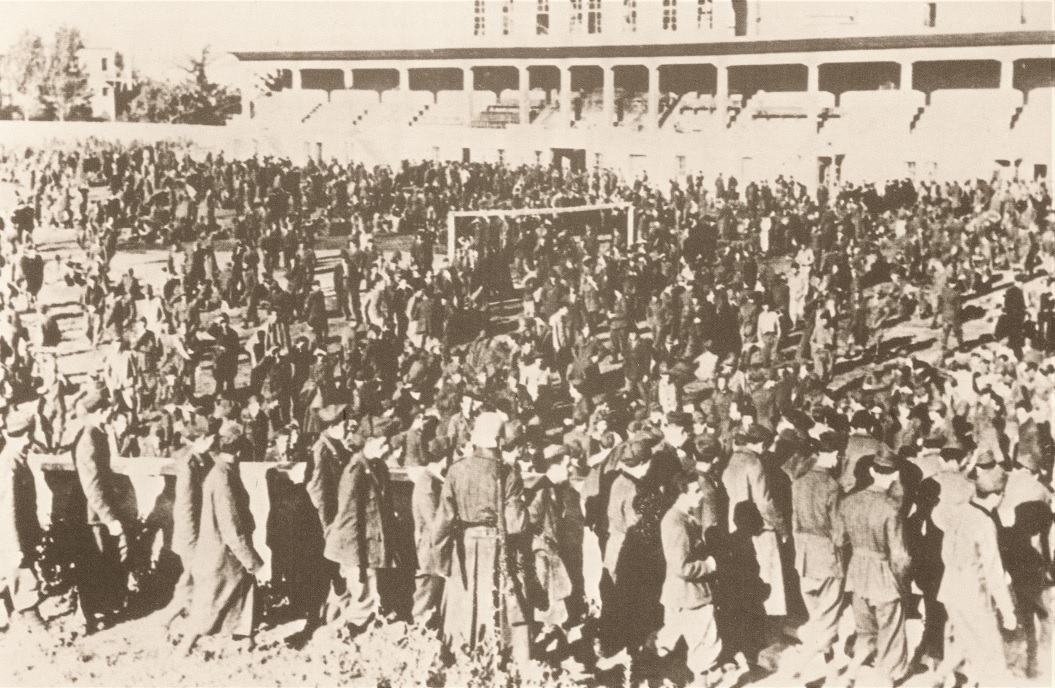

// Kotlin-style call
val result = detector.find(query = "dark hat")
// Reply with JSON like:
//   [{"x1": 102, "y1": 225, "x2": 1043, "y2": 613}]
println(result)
[
  {"x1": 620, "y1": 440, "x2": 650, "y2": 468},
  {"x1": 850, "y1": 410, "x2": 873, "y2": 429},
  {"x1": 737, "y1": 424, "x2": 773, "y2": 446},
  {"x1": 318, "y1": 403, "x2": 348, "y2": 425},
  {"x1": 816, "y1": 431, "x2": 841, "y2": 454},
  {"x1": 871, "y1": 444, "x2": 898, "y2": 473}
]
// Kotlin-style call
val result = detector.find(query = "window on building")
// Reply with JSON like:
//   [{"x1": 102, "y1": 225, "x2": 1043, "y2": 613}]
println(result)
[
  {"x1": 102, "y1": 86, "x2": 110, "y2": 96},
  {"x1": 624, "y1": 0, "x2": 637, "y2": 32},
  {"x1": 537, "y1": 0, "x2": 550, "y2": 34},
  {"x1": 474, "y1": 0, "x2": 486, "y2": 36},
  {"x1": 570, "y1": 0, "x2": 584, "y2": 33},
  {"x1": 663, "y1": 0, "x2": 678, "y2": 30},
  {"x1": 676, "y1": 155, "x2": 686, "y2": 174},
  {"x1": 101, "y1": 57, "x2": 108, "y2": 71},
  {"x1": 588, "y1": 0, "x2": 602, "y2": 33},
  {"x1": 503, "y1": 0, "x2": 513, "y2": 35},
  {"x1": 926, "y1": 2, "x2": 937, "y2": 27},
  {"x1": 697, "y1": 0, "x2": 713, "y2": 29}
]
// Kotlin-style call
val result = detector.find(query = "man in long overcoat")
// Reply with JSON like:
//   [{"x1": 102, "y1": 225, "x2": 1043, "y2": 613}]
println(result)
[
  {"x1": 323, "y1": 435, "x2": 402, "y2": 628},
  {"x1": 432, "y1": 412, "x2": 530, "y2": 668},
  {"x1": 181, "y1": 422, "x2": 265, "y2": 653}
]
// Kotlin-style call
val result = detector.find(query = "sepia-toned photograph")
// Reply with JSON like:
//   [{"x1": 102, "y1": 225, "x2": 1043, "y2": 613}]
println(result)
[{"x1": 0, "y1": 0, "x2": 1052, "y2": 685}]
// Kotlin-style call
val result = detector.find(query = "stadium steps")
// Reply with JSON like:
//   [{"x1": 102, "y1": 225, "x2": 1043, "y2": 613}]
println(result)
[
  {"x1": 657, "y1": 93, "x2": 685, "y2": 129},
  {"x1": 909, "y1": 105, "x2": 925, "y2": 131},
  {"x1": 301, "y1": 101, "x2": 326, "y2": 124}
]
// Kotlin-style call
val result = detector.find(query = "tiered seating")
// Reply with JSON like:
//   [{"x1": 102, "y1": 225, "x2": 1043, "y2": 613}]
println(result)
[
  {"x1": 473, "y1": 99, "x2": 521, "y2": 128},
  {"x1": 415, "y1": 90, "x2": 469, "y2": 126},
  {"x1": 824, "y1": 89, "x2": 925, "y2": 139},
  {"x1": 305, "y1": 89, "x2": 378, "y2": 128},
  {"x1": 912, "y1": 88, "x2": 1023, "y2": 140},
  {"x1": 356, "y1": 90, "x2": 432, "y2": 128},
  {"x1": 253, "y1": 90, "x2": 327, "y2": 124},
  {"x1": 749, "y1": 90, "x2": 836, "y2": 118},
  {"x1": 663, "y1": 92, "x2": 721, "y2": 132}
]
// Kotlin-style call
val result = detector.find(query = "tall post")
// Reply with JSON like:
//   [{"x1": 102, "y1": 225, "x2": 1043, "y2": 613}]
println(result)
[
  {"x1": 447, "y1": 212, "x2": 457, "y2": 258},
  {"x1": 465, "y1": 66, "x2": 475, "y2": 124},
  {"x1": 519, "y1": 65, "x2": 531, "y2": 126},
  {"x1": 806, "y1": 63, "x2": 819, "y2": 93},
  {"x1": 560, "y1": 65, "x2": 573, "y2": 128},
  {"x1": 648, "y1": 64, "x2": 661, "y2": 129},
  {"x1": 900, "y1": 61, "x2": 913, "y2": 91},
  {"x1": 603, "y1": 66, "x2": 615, "y2": 126},
  {"x1": 715, "y1": 64, "x2": 728, "y2": 122},
  {"x1": 290, "y1": 67, "x2": 302, "y2": 90},
  {"x1": 347, "y1": 68, "x2": 356, "y2": 90},
  {"x1": 398, "y1": 67, "x2": 410, "y2": 91}
]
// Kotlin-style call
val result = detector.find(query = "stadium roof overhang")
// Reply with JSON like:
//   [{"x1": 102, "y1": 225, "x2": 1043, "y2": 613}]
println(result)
[{"x1": 232, "y1": 31, "x2": 1055, "y2": 63}]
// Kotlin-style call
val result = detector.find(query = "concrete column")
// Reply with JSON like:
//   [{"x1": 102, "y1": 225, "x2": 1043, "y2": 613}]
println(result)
[
  {"x1": 899, "y1": 61, "x2": 913, "y2": 91},
  {"x1": 1000, "y1": 59, "x2": 1015, "y2": 90},
  {"x1": 465, "y1": 66, "x2": 475, "y2": 123},
  {"x1": 398, "y1": 67, "x2": 410, "y2": 91},
  {"x1": 347, "y1": 68, "x2": 356, "y2": 90},
  {"x1": 603, "y1": 66, "x2": 615, "y2": 126},
  {"x1": 648, "y1": 64, "x2": 660, "y2": 129},
  {"x1": 290, "y1": 67, "x2": 302, "y2": 90},
  {"x1": 519, "y1": 65, "x2": 531, "y2": 126},
  {"x1": 715, "y1": 64, "x2": 728, "y2": 121},
  {"x1": 560, "y1": 65, "x2": 573, "y2": 127},
  {"x1": 806, "y1": 63, "x2": 819, "y2": 93}
]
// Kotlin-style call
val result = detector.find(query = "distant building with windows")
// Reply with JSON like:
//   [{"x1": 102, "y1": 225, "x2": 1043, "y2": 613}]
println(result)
[
  {"x1": 78, "y1": 47, "x2": 132, "y2": 121},
  {"x1": 231, "y1": 0, "x2": 1054, "y2": 186}
]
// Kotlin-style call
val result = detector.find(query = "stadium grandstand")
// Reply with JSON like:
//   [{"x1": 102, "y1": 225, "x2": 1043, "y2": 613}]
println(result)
[{"x1": 230, "y1": 0, "x2": 1054, "y2": 187}]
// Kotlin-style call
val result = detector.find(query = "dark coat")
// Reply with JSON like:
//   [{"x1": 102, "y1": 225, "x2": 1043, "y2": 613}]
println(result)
[{"x1": 324, "y1": 454, "x2": 401, "y2": 570}]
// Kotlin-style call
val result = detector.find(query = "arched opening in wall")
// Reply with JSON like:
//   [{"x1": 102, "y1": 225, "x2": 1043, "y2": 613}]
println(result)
[
  {"x1": 612, "y1": 65, "x2": 647, "y2": 126},
  {"x1": 912, "y1": 60, "x2": 1000, "y2": 95},
  {"x1": 571, "y1": 65, "x2": 604, "y2": 125},
  {"x1": 818, "y1": 62, "x2": 900, "y2": 104},
  {"x1": 658, "y1": 64, "x2": 716, "y2": 128},
  {"x1": 352, "y1": 68, "x2": 400, "y2": 94},
  {"x1": 300, "y1": 69, "x2": 346, "y2": 91},
  {"x1": 728, "y1": 63, "x2": 808, "y2": 101},
  {"x1": 410, "y1": 68, "x2": 465, "y2": 98},
  {"x1": 473, "y1": 66, "x2": 519, "y2": 102},
  {"x1": 529, "y1": 65, "x2": 560, "y2": 103}
]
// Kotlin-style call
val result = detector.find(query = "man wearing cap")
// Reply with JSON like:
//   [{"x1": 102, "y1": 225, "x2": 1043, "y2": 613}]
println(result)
[
  {"x1": 780, "y1": 432, "x2": 845, "y2": 681},
  {"x1": 835, "y1": 450, "x2": 911, "y2": 686},
  {"x1": 935, "y1": 452, "x2": 1017, "y2": 686},
  {"x1": 841, "y1": 410, "x2": 883, "y2": 493},
  {"x1": 411, "y1": 443, "x2": 446, "y2": 628},
  {"x1": 305, "y1": 280, "x2": 328, "y2": 347},
  {"x1": 181, "y1": 422, "x2": 266, "y2": 654},
  {"x1": 0, "y1": 411, "x2": 45, "y2": 631},
  {"x1": 324, "y1": 434, "x2": 402, "y2": 631},
  {"x1": 307, "y1": 403, "x2": 353, "y2": 547},
  {"x1": 432, "y1": 411, "x2": 530, "y2": 667},
  {"x1": 70, "y1": 384, "x2": 129, "y2": 631},
  {"x1": 722, "y1": 423, "x2": 788, "y2": 616}
]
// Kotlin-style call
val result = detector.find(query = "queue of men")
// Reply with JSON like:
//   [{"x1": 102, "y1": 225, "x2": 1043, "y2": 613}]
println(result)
[{"x1": 0, "y1": 140, "x2": 1053, "y2": 687}]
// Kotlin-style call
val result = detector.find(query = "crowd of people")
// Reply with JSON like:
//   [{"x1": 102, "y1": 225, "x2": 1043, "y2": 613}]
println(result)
[{"x1": 0, "y1": 139, "x2": 1053, "y2": 687}]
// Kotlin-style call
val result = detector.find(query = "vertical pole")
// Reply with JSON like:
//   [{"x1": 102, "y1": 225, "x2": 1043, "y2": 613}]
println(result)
[
  {"x1": 519, "y1": 65, "x2": 531, "y2": 126},
  {"x1": 715, "y1": 64, "x2": 728, "y2": 122},
  {"x1": 560, "y1": 65, "x2": 573, "y2": 128},
  {"x1": 900, "y1": 61, "x2": 913, "y2": 91},
  {"x1": 290, "y1": 67, "x2": 302, "y2": 90},
  {"x1": 466, "y1": 67, "x2": 475, "y2": 124},
  {"x1": 1000, "y1": 59, "x2": 1015, "y2": 90},
  {"x1": 603, "y1": 65, "x2": 615, "y2": 126},
  {"x1": 447, "y1": 212, "x2": 457, "y2": 259}
]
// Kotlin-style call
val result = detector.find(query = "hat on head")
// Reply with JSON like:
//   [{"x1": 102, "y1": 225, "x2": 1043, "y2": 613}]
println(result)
[
  {"x1": 737, "y1": 424, "x2": 773, "y2": 446},
  {"x1": 470, "y1": 411, "x2": 505, "y2": 450},
  {"x1": 817, "y1": 431, "x2": 841, "y2": 454},
  {"x1": 871, "y1": 444, "x2": 898, "y2": 473},
  {"x1": 318, "y1": 403, "x2": 348, "y2": 426}
]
